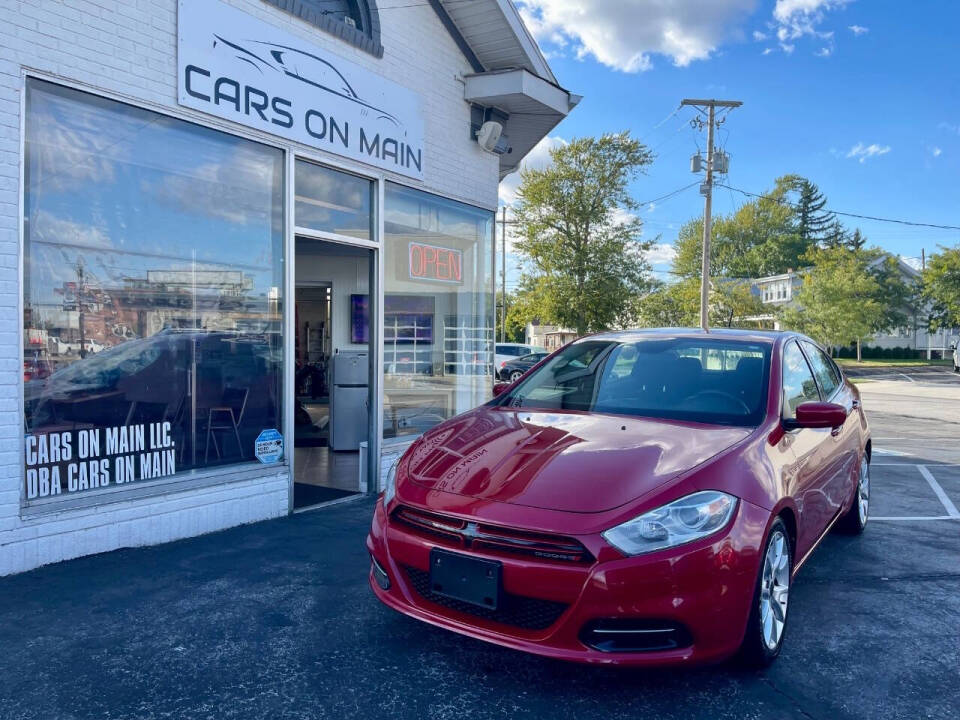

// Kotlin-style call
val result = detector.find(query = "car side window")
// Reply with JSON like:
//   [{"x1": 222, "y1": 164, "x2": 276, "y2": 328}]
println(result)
[
  {"x1": 782, "y1": 341, "x2": 821, "y2": 419},
  {"x1": 801, "y1": 341, "x2": 841, "y2": 399}
]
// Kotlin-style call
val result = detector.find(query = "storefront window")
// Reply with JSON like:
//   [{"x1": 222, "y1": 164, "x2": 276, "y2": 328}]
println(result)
[
  {"x1": 22, "y1": 79, "x2": 284, "y2": 502},
  {"x1": 294, "y1": 160, "x2": 373, "y2": 240},
  {"x1": 383, "y1": 183, "x2": 494, "y2": 438}
]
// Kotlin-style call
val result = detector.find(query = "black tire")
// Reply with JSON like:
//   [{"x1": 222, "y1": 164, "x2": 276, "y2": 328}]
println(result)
[
  {"x1": 509, "y1": 370, "x2": 524, "y2": 382},
  {"x1": 739, "y1": 517, "x2": 792, "y2": 668},
  {"x1": 836, "y1": 453, "x2": 869, "y2": 535}
]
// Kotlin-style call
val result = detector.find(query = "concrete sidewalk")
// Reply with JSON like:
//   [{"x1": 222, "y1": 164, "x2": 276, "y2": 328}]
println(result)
[{"x1": 1, "y1": 493, "x2": 957, "y2": 720}]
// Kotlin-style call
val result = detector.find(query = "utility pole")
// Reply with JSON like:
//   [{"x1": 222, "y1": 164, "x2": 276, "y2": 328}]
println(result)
[
  {"x1": 75, "y1": 259, "x2": 86, "y2": 358},
  {"x1": 681, "y1": 98, "x2": 742, "y2": 331},
  {"x1": 500, "y1": 206, "x2": 507, "y2": 343}
]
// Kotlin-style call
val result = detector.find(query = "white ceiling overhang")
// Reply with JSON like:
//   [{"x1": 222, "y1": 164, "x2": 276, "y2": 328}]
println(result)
[
  {"x1": 436, "y1": 0, "x2": 580, "y2": 179},
  {"x1": 463, "y1": 68, "x2": 580, "y2": 178}
]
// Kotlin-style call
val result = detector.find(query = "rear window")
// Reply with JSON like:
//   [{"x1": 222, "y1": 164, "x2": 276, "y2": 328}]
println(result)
[{"x1": 493, "y1": 337, "x2": 771, "y2": 427}]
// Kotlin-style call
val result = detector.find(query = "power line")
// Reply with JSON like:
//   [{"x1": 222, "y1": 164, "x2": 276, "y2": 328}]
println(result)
[
  {"x1": 719, "y1": 184, "x2": 960, "y2": 232},
  {"x1": 637, "y1": 182, "x2": 700, "y2": 207}
]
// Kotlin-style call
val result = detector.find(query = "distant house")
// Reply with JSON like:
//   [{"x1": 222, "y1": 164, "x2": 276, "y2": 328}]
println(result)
[
  {"x1": 749, "y1": 256, "x2": 958, "y2": 357},
  {"x1": 525, "y1": 321, "x2": 577, "y2": 350}
]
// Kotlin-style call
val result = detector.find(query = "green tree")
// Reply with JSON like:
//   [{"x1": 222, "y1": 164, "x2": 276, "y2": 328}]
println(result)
[
  {"x1": 847, "y1": 227, "x2": 866, "y2": 251},
  {"x1": 495, "y1": 290, "x2": 527, "y2": 343},
  {"x1": 635, "y1": 277, "x2": 768, "y2": 329},
  {"x1": 513, "y1": 132, "x2": 655, "y2": 335},
  {"x1": 865, "y1": 249, "x2": 915, "y2": 334},
  {"x1": 792, "y1": 178, "x2": 833, "y2": 246},
  {"x1": 635, "y1": 279, "x2": 699, "y2": 328},
  {"x1": 822, "y1": 219, "x2": 849, "y2": 249},
  {"x1": 671, "y1": 175, "x2": 806, "y2": 280},
  {"x1": 922, "y1": 245, "x2": 960, "y2": 331},
  {"x1": 782, "y1": 247, "x2": 884, "y2": 360}
]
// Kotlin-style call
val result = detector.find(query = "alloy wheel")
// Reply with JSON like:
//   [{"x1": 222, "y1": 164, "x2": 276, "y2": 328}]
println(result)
[
  {"x1": 510, "y1": 370, "x2": 523, "y2": 382},
  {"x1": 858, "y1": 456, "x2": 870, "y2": 525},
  {"x1": 759, "y1": 530, "x2": 790, "y2": 651}
]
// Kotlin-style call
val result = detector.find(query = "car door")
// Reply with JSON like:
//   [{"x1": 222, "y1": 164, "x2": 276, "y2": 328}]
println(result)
[
  {"x1": 800, "y1": 341, "x2": 859, "y2": 518},
  {"x1": 781, "y1": 340, "x2": 834, "y2": 558}
]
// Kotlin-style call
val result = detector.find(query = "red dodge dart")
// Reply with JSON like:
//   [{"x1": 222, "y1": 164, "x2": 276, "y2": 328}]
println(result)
[{"x1": 367, "y1": 329, "x2": 870, "y2": 667}]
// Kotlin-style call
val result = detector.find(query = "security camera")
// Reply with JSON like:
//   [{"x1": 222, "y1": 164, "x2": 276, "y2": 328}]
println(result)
[{"x1": 476, "y1": 121, "x2": 503, "y2": 153}]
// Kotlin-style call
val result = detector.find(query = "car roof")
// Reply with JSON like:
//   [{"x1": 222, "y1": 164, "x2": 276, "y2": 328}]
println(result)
[{"x1": 581, "y1": 327, "x2": 803, "y2": 345}]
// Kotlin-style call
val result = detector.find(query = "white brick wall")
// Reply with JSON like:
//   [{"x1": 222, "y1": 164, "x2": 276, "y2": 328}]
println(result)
[{"x1": 0, "y1": 0, "x2": 500, "y2": 575}]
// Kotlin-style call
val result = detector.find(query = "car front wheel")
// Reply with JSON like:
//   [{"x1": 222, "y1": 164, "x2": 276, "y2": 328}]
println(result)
[
  {"x1": 836, "y1": 453, "x2": 869, "y2": 534},
  {"x1": 740, "y1": 517, "x2": 792, "y2": 667},
  {"x1": 509, "y1": 370, "x2": 524, "y2": 382}
]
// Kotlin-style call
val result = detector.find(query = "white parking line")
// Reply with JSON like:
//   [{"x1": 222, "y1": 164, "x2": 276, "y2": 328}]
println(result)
[
  {"x1": 872, "y1": 516, "x2": 959, "y2": 521},
  {"x1": 917, "y1": 465, "x2": 960, "y2": 518}
]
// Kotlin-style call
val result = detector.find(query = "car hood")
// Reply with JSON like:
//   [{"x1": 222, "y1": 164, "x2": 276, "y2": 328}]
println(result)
[{"x1": 404, "y1": 407, "x2": 752, "y2": 513}]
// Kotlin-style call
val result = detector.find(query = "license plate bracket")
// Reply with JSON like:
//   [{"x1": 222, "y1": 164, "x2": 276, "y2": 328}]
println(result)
[{"x1": 429, "y1": 548, "x2": 502, "y2": 610}]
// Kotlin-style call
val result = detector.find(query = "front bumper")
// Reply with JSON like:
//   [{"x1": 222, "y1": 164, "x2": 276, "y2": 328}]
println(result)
[{"x1": 366, "y1": 497, "x2": 770, "y2": 666}]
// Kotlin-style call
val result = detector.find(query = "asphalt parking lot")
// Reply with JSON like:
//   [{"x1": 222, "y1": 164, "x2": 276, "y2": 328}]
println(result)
[{"x1": 1, "y1": 370, "x2": 958, "y2": 720}]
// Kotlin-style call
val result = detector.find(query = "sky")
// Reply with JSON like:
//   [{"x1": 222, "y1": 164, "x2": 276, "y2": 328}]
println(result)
[{"x1": 499, "y1": 0, "x2": 960, "y2": 288}]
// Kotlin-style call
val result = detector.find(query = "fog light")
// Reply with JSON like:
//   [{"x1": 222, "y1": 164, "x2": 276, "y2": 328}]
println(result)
[{"x1": 371, "y1": 554, "x2": 391, "y2": 590}]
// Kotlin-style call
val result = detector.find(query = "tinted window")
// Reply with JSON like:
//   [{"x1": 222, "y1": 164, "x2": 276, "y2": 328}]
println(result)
[
  {"x1": 495, "y1": 337, "x2": 771, "y2": 427},
  {"x1": 22, "y1": 79, "x2": 284, "y2": 502},
  {"x1": 782, "y1": 342, "x2": 820, "y2": 418},
  {"x1": 802, "y1": 342, "x2": 841, "y2": 398}
]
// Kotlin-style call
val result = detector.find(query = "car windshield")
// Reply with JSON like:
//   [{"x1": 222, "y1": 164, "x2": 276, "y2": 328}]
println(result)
[{"x1": 494, "y1": 337, "x2": 771, "y2": 427}]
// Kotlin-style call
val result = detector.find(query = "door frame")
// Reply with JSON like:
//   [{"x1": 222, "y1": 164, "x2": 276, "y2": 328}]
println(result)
[{"x1": 285, "y1": 153, "x2": 384, "y2": 513}]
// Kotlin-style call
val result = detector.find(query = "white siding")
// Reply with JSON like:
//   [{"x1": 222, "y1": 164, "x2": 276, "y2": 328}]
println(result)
[{"x1": 0, "y1": 0, "x2": 500, "y2": 575}]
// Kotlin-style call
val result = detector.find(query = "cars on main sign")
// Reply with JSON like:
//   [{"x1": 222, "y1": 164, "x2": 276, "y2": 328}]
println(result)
[{"x1": 367, "y1": 329, "x2": 871, "y2": 667}]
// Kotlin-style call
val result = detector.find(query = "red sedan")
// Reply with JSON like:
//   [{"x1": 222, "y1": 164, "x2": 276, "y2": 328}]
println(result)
[{"x1": 367, "y1": 330, "x2": 871, "y2": 667}]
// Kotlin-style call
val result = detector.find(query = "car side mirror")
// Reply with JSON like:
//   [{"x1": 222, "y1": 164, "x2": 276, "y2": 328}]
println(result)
[
  {"x1": 789, "y1": 401, "x2": 847, "y2": 429},
  {"x1": 492, "y1": 381, "x2": 512, "y2": 397}
]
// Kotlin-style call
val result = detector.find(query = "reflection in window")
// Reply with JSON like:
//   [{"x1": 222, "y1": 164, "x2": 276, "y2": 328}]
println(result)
[
  {"x1": 782, "y1": 342, "x2": 820, "y2": 418},
  {"x1": 295, "y1": 160, "x2": 372, "y2": 240},
  {"x1": 22, "y1": 79, "x2": 284, "y2": 501},
  {"x1": 383, "y1": 184, "x2": 494, "y2": 438}
]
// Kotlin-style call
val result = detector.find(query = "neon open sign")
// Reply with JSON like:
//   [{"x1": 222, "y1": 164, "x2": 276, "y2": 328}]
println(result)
[{"x1": 408, "y1": 242, "x2": 463, "y2": 284}]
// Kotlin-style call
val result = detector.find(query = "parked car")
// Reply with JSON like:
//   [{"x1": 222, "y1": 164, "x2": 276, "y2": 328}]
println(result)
[
  {"x1": 494, "y1": 343, "x2": 546, "y2": 373},
  {"x1": 368, "y1": 329, "x2": 871, "y2": 667},
  {"x1": 496, "y1": 352, "x2": 549, "y2": 382},
  {"x1": 951, "y1": 340, "x2": 959, "y2": 372}
]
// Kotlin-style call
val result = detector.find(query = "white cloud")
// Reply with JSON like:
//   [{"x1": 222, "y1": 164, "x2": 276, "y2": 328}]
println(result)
[
  {"x1": 753, "y1": 30, "x2": 768, "y2": 41},
  {"x1": 771, "y1": 0, "x2": 847, "y2": 53},
  {"x1": 932, "y1": 146, "x2": 943, "y2": 157},
  {"x1": 845, "y1": 142, "x2": 891, "y2": 163},
  {"x1": 516, "y1": 0, "x2": 757, "y2": 72},
  {"x1": 498, "y1": 135, "x2": 568, "y2": 205},
  {"x1": 32, "y1": 210, "x2": 112, "y2": 249},
  {"x1": 762, "y1": 47, "x2": 775, "y2": 55},
  {"x1": 646, "y1": 242, "x2": 677, "y2": 267},
  {"x1": 848, "y1": 24, "x2": 869, "y2": 35}
]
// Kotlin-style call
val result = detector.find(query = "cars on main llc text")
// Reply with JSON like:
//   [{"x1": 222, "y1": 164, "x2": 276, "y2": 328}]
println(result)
[{"x1": 368, "y1": 329, "x2": 871, "y2": 667}]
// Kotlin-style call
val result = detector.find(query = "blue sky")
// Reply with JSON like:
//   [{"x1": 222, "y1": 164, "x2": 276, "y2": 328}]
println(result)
[{"x1": 500, "y1": 0, "x2": 960, "y2": 285}]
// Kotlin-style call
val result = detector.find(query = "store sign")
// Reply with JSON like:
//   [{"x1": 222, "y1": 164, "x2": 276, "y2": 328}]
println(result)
[
  {"x1": 409, "y1": 242, "x2": 463, "y2": 284},
  {"x1": 24, "y1": 423, "x2": 176, "y2": 499},
  {"x1": 177, "y1": 0, "x2": 425, "y2": 179}
]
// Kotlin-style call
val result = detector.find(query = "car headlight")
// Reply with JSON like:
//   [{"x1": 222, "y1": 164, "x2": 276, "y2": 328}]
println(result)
[
  {"x1": 602, "y1": 491, "x2": 737, "y2": 556},
  {"x1": 382, "y1": 457, "x2": 400, "y2": 507}
]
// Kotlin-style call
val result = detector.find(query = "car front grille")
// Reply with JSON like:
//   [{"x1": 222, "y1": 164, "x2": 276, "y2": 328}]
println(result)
[
  {"x1": 392, "y1": 505, "x2": 593, "y2": 564},
  {"x1": 403, "y1": 566, "x2": 569, "y2": 631}
]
